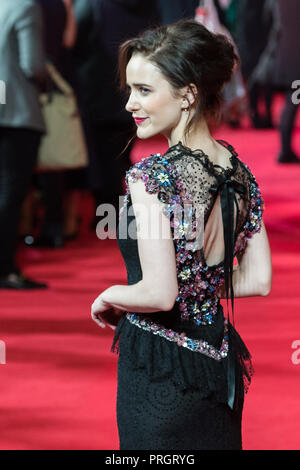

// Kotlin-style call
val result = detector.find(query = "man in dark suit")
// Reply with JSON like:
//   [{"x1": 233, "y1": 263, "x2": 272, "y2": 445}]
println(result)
[{"x1": 0, "y1": 0, "x2": 47, "y2": 288}]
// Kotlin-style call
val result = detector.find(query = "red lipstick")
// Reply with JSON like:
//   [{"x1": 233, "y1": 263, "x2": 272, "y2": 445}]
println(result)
[{"x1": 133, "y1": 117, "x2": 148, "y2": 125}]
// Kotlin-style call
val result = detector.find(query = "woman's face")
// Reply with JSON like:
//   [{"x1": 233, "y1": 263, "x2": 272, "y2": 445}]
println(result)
[{"x1": 125, "y1": 54, "x2": 186, "y2": 140}]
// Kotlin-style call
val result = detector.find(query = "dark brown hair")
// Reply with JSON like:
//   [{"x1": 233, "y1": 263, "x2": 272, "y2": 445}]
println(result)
[{"x1": 118, "y1": 18, "x2": 239, "y2": 136}]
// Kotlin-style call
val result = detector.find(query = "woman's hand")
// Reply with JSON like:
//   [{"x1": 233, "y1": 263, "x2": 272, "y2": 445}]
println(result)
[{"x1": 91, "y1": 294, "x2": 123, "y2": 330}]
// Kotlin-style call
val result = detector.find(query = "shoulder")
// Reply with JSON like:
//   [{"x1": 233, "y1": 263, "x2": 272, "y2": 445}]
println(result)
[
  {"x1": 238, "y1": 159, "x2": 264, "y2": 209},
  {"x1": 127, "y1": 151, "x2": 170, "y2": 172},
  {"x1": 1, "y1": 0, "x2": 32, "y2": 15},
  {"x1": 126, "y1": 152, "x2": 179, "y2": 210},
  {"x1": 13, "y1": 0, "x2": 42, "y2": 23},
  {"x1": 234, "y1": 160, "x2": 265, "y2": 228},
  {"x1": 127, "y1": 152, "x2": 174, "y2": 190},
  {"x1": 126, "y1": 152, "x2": 160, "y2": 177},
  {"x1": 16, "y1": 0, "x2": 39, "y2": 13}
]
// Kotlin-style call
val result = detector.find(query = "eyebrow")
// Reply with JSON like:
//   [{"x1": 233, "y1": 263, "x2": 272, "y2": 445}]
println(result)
[{"x1": 126, "y1": 83, "x2": 153, "y2": 88}]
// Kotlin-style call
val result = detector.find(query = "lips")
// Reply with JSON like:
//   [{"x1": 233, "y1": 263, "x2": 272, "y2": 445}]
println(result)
[{"x1": 133, "y1": 117, "x2": 148, "y2": 125}]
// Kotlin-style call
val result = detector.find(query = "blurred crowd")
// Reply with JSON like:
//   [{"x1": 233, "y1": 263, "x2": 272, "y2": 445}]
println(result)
[{"x1": 0, "y1": 0, "x2": 299, "y2": 289}]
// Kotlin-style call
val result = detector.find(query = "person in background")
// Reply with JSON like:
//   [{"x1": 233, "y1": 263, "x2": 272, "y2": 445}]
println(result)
[
  {"x1": 157, "y1": 0, "x2": 231, "y2": 28},
  {"x1": 61, "y1": 0, "x2": 77, "y2": 50},
  {"x1": 235, "y1": 0, "x2": 275, "y2": 129},
  {"x1": 220, "y1": 0, "x2": 238, "y2": 41},
  {"x1": 26, "y1": 0, "x2": 79, "y2": 248},
  {"x1": 157, "y1": 0, "x2": 198, "y2": 24},
  {"x1": 59, "y1": 0, "x2": 85, "y2": 240},
  {"x1": 0, "y1": 0, "x2": 47, "y2": 289},
  {"x1": 72, "y1": 0, "x2": 160, "y2": 229},
  {"x1": 274, "y1": 0, "x2": 300, "y2": 163}
]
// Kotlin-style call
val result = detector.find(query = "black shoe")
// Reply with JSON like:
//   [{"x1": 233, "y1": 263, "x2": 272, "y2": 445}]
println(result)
[
  {"x1": 277, "y1": 151, "x2": 300, "y2": 163},
  {"x1": 0, "y1": 273, "x2": 47, "y2": 290},
  {"x1": 30, "y1": 235, "x2": 64, "y2": 248},
  {"x1": 264, "y1": 117, "x2": 274, "y2": 129}
]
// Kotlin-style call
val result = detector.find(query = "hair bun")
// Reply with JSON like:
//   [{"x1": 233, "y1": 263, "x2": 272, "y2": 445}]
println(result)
[{"x1": 214, "y1": 33, "x2": 238, "y2": 84}]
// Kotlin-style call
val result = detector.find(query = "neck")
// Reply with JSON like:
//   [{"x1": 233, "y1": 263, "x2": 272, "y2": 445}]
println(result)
[{"x1": 166, "y1": 114, "x2": 216, "y2": 154}]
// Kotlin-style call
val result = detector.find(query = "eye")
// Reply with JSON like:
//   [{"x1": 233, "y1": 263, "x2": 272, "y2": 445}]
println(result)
[
  {"x1": 139, "y1": 87, "x2": 150, "y2": 95},
  {"x1": 125, "y1": 85, "x2": 131, "y2": 97}
]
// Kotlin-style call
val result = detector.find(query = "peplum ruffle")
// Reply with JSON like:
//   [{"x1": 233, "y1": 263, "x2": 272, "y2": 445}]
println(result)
[{"x1": 112, "y1": 308, "x2": 254, "y2": 409}]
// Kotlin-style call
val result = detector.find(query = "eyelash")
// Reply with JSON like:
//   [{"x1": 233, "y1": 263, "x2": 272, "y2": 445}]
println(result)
[
  {"x1": 139, "y1": 87, "x2": 150, "y2": 95},
  {"x1": 126, "y1": 87, "x2": 150, "y2": 96}
]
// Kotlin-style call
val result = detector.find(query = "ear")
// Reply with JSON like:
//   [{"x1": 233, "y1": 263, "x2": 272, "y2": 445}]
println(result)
[{"x1": 181, "y1": 83, "x2": 198, "y2": 109}]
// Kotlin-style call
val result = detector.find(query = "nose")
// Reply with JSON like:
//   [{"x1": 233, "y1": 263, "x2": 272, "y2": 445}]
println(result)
[{"x1": 125, "y1": 91, "x2": 140, "y2": 113}]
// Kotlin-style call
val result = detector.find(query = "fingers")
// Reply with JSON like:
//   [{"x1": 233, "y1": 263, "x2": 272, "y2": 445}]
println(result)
[
  {"x1": 91, "y1": 310, "x2": 116, "y2": 330},
  {"x1": 91, "y1": 310, "x2": 105, "y2": 328},
  {"x1": 91, "y1": 300, "x2": 104, "y2": 324},
  {"x1": 91, "y1": 296, "x2": 117, "y2": 330}
]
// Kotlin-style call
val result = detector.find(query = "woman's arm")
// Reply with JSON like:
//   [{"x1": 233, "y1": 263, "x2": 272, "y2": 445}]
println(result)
[
  {"x1": 61, "y1": 0, "x2": 77, "y2": 49},
  {"x1": 218, "y1": 218, "x2": 273, "y2": 298},
  {"x1": 92, "y1": 179, "x2": 179, "y2": 318},
  {"x1": 98, "y1": 280, "x2": 175, "y2": 314}
]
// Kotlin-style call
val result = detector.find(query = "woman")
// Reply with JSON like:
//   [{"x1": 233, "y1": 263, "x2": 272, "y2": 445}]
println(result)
[{"x1": 91, "y1": 19, "x2": 272, "y2": 450}]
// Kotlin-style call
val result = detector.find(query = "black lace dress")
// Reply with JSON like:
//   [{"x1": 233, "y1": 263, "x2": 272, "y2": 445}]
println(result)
[{"x1": 112, "y1": 141, "x2": 264, "y2": 450}]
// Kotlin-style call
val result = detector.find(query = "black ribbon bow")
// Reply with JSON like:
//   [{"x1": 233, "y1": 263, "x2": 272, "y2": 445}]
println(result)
[{"x1": 209, "y1": 176, "x2": 246, "y2": 410}]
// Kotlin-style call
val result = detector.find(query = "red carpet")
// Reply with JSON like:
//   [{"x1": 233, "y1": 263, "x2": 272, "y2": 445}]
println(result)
[{"x1": 0, "y1": 97, "x2": 299, "y2": 450}]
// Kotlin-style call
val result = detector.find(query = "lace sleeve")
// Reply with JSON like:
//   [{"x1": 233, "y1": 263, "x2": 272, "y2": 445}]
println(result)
[
  {"x1": 120, "y1": 153, "x2": 184, "y2": 225},
  {"x1": 235, "y1": 162, "x2": 265, "y2": 256}
]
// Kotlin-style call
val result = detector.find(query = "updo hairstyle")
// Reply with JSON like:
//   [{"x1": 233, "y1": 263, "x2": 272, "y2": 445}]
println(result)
[{"x1": 118, "y1": 19, "x2": 239, "y2": 133}]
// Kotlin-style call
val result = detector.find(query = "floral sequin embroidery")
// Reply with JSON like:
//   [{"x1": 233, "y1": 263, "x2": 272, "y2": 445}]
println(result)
[
  {"x1": 235, "y1": 176, "x2": 264, "y2": 255},
  {"x1": 126, "y1": 313, "x2": 229, "y2": 361},
  {"x1": 119, "y1": 149, "x2": 263, "y2": 351},
  {"x1": 120, "y1": 153, "x2": 224, "y2": 327}
]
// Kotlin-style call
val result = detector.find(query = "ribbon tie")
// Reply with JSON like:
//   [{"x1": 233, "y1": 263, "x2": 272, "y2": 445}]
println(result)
[{"x1": 209, "y1": 176, "x2": 246, "y2": 410}]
